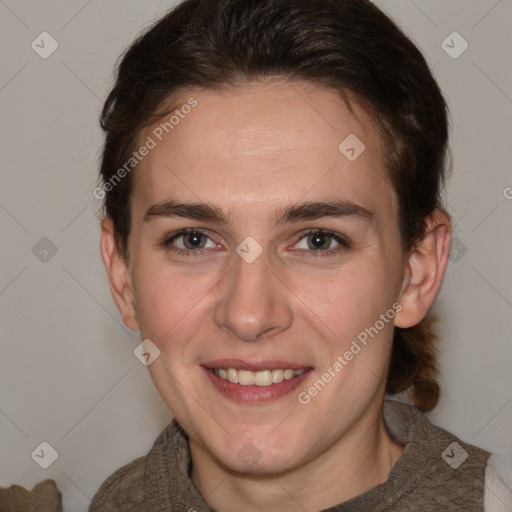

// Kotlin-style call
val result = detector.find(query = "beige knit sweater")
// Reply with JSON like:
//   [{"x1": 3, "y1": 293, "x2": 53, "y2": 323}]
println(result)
[
  {"x1": 87, "y1": 400, "x2": 505, "y2": 511},
  {"x1": 3, "y1": 401, "x2": 510, "y2": 510}
]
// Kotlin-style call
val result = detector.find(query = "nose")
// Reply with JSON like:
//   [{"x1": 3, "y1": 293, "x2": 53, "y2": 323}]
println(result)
[{"x1": 213, "y1": 248, "x2": 293, "y2": 342}]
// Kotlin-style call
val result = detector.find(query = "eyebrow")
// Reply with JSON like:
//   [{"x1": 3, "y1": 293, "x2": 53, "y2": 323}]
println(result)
[{"x1": 143, "y1": 199, "x2": 374, "y2": 225}]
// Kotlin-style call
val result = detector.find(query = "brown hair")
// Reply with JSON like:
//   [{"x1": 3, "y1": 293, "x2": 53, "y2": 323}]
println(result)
[{"x1": 98, "y1": 0, "x2": 450, "y2": 412}]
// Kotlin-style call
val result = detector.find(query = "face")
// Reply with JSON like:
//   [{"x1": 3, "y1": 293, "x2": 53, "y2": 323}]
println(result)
[{"x1": 119, "y1": 80, "x2": 408, "y2": 474}]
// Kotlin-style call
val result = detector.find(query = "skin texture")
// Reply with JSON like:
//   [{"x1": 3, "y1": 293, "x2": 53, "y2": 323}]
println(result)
[{"x1": 100, "y1": 79, "x2": 451, "y2": 511}]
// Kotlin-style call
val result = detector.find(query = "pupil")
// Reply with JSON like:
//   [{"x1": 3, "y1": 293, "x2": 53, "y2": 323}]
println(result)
[
  {"x1": 309, "y1": 232, "x2": 329, "y2": 250},
  {"x1": 185, "y1": 232, "x2": 205, "y2": 249}
]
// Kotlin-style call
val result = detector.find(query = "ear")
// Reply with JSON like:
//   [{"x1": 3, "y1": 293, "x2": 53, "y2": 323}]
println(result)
[
  {"x1": 99, "y1": 217, "x2": 139, "y2": 331},
  {"x1": 395, "y1": 209, "x2": 451, "y2": 328}
]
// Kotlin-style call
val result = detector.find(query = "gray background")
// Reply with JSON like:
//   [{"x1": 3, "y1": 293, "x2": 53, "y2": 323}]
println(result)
[{"x1": 1, "y1": 1, "x2": 511, "y2": 510}]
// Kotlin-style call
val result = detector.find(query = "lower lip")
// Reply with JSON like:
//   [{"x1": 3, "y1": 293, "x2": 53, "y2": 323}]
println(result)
[{"x1": 202, "y1": 366, "x2": 312, "y2": 403}]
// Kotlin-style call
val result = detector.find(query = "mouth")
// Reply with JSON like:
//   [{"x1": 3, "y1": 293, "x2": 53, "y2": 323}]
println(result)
[
  {"x1": 201, "y1": 360, "x2": 313, "y2": 403},
  {"x1": 208, "y1": 367, "x2": 306, "y2": 386}
]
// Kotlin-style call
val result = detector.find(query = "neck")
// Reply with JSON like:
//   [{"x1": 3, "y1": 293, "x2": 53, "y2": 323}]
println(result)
[{"x1": 190, "y1": 400, "x2": 404, "y2": 512}]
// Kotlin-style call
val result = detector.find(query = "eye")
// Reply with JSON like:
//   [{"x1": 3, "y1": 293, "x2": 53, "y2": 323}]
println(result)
[
  {"x1": 293, "y1": 229, "x2": 350, "y2": 256},
  {"x1": 160, "y1": 227, "x2": 350, "y2": 259},
  {"x1": 161, "y1": 228, "x2": 219, "y2": 256}
]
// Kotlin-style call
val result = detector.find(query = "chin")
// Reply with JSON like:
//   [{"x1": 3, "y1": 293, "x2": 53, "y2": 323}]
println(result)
[{"x1": 205, "y1": 429, "x2": 309, "y2": 476}]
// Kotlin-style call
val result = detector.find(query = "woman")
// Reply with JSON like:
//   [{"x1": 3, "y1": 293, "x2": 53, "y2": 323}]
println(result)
[{"x1": 91, "y1": 0, "x2": 511, "y2": 510}]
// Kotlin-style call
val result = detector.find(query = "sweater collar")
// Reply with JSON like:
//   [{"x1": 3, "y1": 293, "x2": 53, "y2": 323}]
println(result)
[
  {"x1": 145, "y1": 419, "x2": 213, "y2": 511},
  {"x1": 144, "y1": 400, "x2": 431, "y2": 511}
]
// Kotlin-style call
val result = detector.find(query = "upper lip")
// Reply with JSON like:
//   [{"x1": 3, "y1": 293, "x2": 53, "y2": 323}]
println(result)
[{"x1": 202, "y1": 359, "x2": 312, "y2": 372}]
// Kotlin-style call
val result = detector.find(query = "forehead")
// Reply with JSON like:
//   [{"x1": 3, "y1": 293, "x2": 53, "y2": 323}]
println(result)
[{"x1": 133, "y1": 80, "x2": 394, "y2": 220}]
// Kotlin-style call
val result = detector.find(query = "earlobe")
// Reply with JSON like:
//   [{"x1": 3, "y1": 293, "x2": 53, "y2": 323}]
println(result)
[
  {"x1": 395, "y1": 210, "x2": 451, "y2": 329},
  {"x1": 99, "y1": 218, "x2": 139, "y2": 331}
]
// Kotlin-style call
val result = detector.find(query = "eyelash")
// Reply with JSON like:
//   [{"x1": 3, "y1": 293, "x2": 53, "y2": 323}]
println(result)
[{"x1": 160, "y1": 228, "x2": 351, "y2": 258}]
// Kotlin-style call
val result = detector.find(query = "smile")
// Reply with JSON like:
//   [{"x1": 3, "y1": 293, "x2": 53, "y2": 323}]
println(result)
[
  {"x1": 208, "y1": 367, "x2": 306, "y2": 386},
  {"x1": 202, "y1": 361, "x2": 312, "y2": 403}
]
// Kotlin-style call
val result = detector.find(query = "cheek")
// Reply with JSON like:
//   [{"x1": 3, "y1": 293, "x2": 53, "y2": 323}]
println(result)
[
  {"x1": 132, "y1": 257, "x2": 218, "y2": 352},
  {"x1": 293, "y1": 265, "x2": 399, "y2": 402},
  {"x1": 289, "y1": 258, "x2": 399, "y2": 343}
]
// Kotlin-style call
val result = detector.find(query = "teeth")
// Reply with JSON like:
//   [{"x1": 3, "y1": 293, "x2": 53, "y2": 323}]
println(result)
[
  {"x1": 271, "y1": 369, "x2": 284, "y2": 383},
  {"x1": 253, "y1": 370, "x2": 271, "y2": 386},
  {"x1": 238, "y1": 370, "x2": 255, "y2": 385},
  {"x1": 213, "y1": 367, "x2": 307, "y2": 386},
  {"x1": 227, "y1": 368, "x2": 238, "y2": 384}
]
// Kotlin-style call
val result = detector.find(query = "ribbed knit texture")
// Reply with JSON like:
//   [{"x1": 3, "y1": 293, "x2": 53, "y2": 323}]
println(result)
[{"x1": 89, "y1": 400, "x2": 490, "y2": 511}]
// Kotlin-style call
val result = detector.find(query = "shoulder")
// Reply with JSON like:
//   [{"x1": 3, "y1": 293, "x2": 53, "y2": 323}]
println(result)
[
  {"x1": 88, "y1": 456, "x2": 146, "y2": 512},
  {"x1": 484, "y1": 451, "x2": 512, "y2": 512},
  {"x1": 383, "y1": 399, "x2": 491, "y2": 508},
  {"x1": 88, "y1": 420, "x2": 184, "y2": 511},
  {"x1": 88, "y1": 420, "x2": 192, "y2": 511}
]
